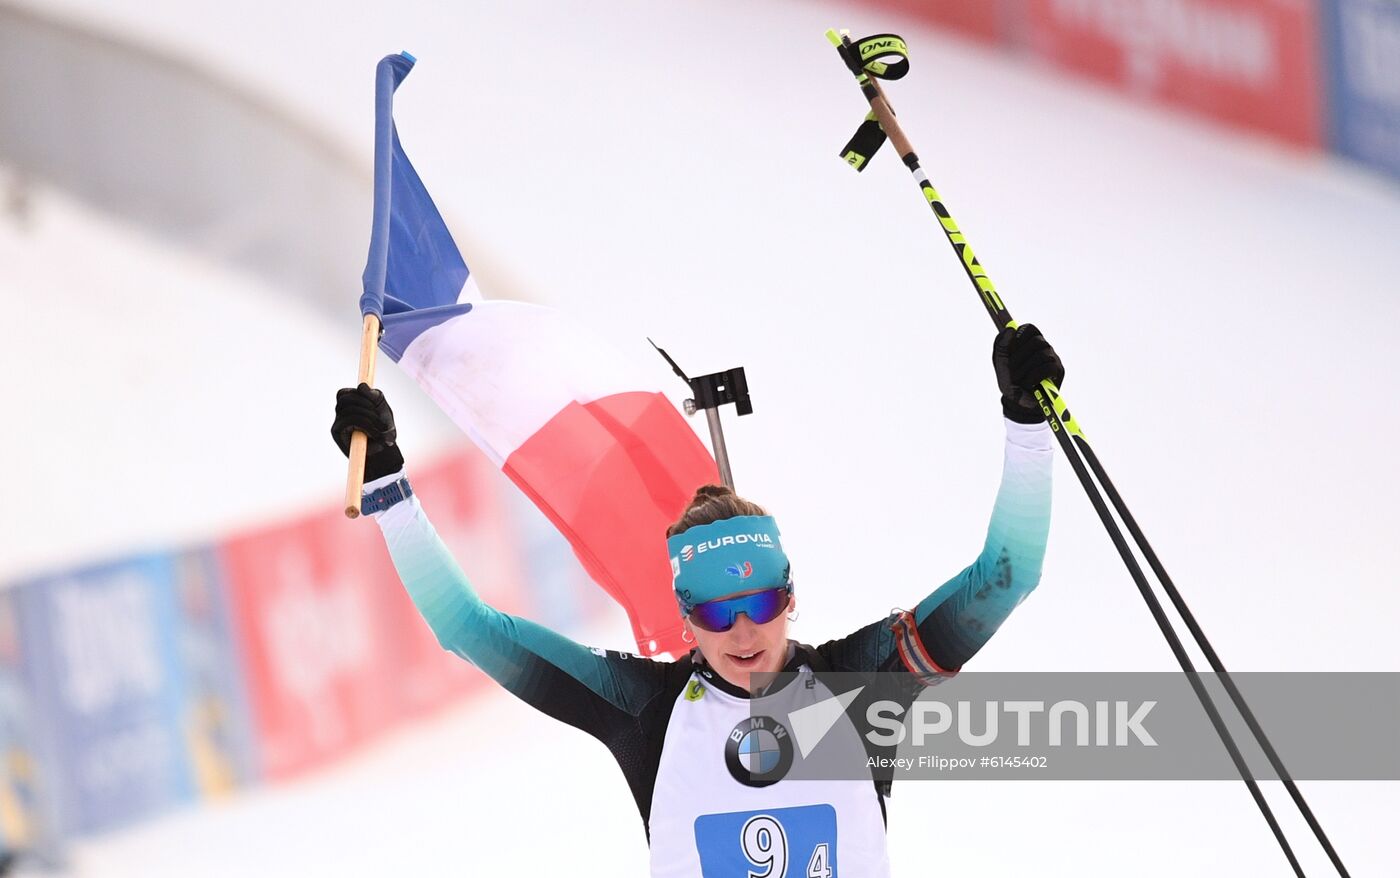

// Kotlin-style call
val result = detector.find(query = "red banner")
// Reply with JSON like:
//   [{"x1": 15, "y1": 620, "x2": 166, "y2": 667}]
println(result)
[
  {"x1": 863, "y1": 0, "x2": 1007, "y2": 43},
  {"x1": 221, "y1": 508, "x2": 402, "y2": 779},
  {"x1": 1023, "y1": 0, "x2": 1322, "y2": 144},
  {"x1": 220, "y1": 449, "x2": 529, "y2": 778}
]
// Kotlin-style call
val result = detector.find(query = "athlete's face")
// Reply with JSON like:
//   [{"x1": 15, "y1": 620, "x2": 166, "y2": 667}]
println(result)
[{"x1": 685, "y1": 588, "x2": 794, "y2": 692}]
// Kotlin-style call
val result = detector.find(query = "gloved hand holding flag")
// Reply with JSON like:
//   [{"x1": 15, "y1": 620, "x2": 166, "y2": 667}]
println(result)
[{"x1": 347, "y1": 52, "x2": 718, "y2": 657}]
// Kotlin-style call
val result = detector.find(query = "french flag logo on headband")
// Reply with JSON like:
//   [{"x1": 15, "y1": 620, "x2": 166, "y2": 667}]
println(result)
[{"x1": 726, "y1": 562, "x2": 754, "y2": 579}]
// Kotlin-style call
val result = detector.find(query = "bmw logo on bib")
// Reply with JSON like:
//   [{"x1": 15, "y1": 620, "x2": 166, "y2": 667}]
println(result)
[{"x1": 725, "y1": 716, "x2": 794, "y2": 787}]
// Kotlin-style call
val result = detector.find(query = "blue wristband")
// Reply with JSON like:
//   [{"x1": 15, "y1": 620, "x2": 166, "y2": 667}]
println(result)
[{"x1": 361, "y1": 476, "x2": 414, "y2": 515}]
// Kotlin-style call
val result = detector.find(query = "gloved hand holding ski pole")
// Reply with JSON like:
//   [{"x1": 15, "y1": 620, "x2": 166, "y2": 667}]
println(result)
[
  {"x1": 821, "y1": 25, "x2": 1349, "y2": 878},
  {"x1": 994, "y1": 324, "x2": 1064, "y2": 425}
]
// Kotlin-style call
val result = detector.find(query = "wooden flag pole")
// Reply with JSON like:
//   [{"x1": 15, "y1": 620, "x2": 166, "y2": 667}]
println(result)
[{"x1": 344, "y1": 312, "x2": 382, "y2": 518}]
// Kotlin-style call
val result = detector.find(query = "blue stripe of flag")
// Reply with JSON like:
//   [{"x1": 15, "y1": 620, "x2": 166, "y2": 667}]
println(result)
[{"x1": 360, "y1": 52, "x2": 474, "y2": 361}]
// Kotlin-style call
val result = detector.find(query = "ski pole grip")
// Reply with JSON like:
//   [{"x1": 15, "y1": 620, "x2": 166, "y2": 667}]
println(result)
[
  {"x1": 826, "y1": 28, "x2": 918, "y2": 167},
  {"x1": 864, "y1": 78, "x2": 915, "y2": 160}
]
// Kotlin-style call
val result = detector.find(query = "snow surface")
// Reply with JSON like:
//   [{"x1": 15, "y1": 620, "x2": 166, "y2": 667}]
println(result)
[{"x1": 5, "y1": 0, "x2": 1398, "y2": 874}]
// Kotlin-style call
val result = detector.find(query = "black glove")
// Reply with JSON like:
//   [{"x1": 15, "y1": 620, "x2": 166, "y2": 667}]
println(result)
[
  {"x1": 331, "y1": 383, "x2": 405, "y2": 482},
  {"x1": 992, "y1": 324, "x2": 1065, "y2": 425}
]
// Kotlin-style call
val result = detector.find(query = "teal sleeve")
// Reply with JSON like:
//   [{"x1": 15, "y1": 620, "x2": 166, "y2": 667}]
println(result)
[
  {"x1": 911, "y1": 418, "x2": 1055, "y2": 670},
  {"x1": 814, "y1": 419, "x2": 1054, "y2": 678},
  {"x1": 367, "y1": 472, "x2": 664, "y2": 717}
]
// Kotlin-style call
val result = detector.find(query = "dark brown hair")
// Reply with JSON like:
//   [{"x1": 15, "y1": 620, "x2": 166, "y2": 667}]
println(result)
[{"x1": 666, "y1": 484, "x2": 768, "y2": 538}]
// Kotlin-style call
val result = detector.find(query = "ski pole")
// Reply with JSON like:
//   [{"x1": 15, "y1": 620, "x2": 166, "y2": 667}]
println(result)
[{"x1": 823, "y1": 27, "x2": 1352, "y2": 878}]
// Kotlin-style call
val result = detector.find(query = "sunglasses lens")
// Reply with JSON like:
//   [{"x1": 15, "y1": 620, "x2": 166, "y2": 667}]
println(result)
[
  {"x1": 741, "y1": 588, "x2": 785, "y2": 625},
  {"x1": 688, "y1": 601, "x2": 734, "y2": 632},
  {"x1": 688, "y1": 588, "x2": 789, "y2": 632}
]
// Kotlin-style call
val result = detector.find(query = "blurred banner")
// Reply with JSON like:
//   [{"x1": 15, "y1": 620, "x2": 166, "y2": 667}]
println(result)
[
  {"x1": 17, "y1": 557, "x2": 197, "y2": 836},
  {"x1": 1021, "y1": 0, "x2": 1323, "y2": 146},
  {"x1": 865, "y1": 0, "x2": 1010, "y2": 42},
  {"x1": 0, "y1": 448, "x2": 593, "y2": 851},
  {"x1": 222, "y1": 510, "x2": 404, "y2": 780},
  {"x1": 864, "y1": 0, "x2": 1400, "y2": 176},
  {"x1": 1322, "y1": 0, "x2": 1400, "y2": 178},
  {"x1": 0, "y1": 587, "x2": 54, "y2": 856},
  {"x1": 219, "y1": 449, "x2": 536, "y2": 779},
  {"x1": 171, "y1": 550, "x2": 258, "y2": 797}
]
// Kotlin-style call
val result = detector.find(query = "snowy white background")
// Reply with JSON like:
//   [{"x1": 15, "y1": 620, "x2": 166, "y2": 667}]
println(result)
[{"x1": 3, "y1": 0, "x2": 1398, "y2": 874}]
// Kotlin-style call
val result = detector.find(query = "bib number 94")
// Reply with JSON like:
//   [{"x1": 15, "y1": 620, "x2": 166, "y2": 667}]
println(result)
[{"x1": 695, "y1": 804, "x2": 837, "y2": 877}]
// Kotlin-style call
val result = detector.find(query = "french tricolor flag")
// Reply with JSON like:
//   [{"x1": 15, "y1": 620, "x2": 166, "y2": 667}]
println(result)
[{"x1": 360, "y1": 53, "x2": 716, "y2": 657}]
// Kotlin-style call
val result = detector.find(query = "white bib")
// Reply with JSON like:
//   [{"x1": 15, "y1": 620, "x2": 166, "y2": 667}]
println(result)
[{"x1": 647, "y1": 665, "x2": 892, "y2": 877}]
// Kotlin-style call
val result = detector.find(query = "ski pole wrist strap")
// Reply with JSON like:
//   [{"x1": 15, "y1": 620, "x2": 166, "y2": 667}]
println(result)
[{"x1": 831, "y1": 32, "x2": 910, "y2": 172}]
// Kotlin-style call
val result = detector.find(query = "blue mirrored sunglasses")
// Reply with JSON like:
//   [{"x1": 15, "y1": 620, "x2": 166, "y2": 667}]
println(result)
[{"x1": 685, "y1": 587, "x2": 792, "y2": 633}]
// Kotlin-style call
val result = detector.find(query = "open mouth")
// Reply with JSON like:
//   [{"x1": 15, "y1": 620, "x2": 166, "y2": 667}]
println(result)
[{"x1": 726, "y1": 650, "x2": 765, "y2": 670}]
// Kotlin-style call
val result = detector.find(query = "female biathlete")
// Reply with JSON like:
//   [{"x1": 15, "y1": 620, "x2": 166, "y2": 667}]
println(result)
[{"x1": 331, "y1": 324, "x2": 1064, "y2": 876}]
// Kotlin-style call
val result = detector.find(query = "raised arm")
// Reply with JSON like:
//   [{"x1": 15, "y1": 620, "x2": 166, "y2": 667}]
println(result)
[
  {"x1": 911, "y1": 416, "x2": 1052, "y2": 671},
  {"x1": 912, "y1": 324, "x2": 1061, "y2": 670},
  {"x1": 331, "y1": 385, "x2": 669, "y2": 731},
  {"x1": 817, "y1": 325, "x2": 1061, "y2": 679}
]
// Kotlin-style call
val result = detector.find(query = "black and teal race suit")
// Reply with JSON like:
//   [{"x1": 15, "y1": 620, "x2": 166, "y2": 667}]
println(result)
[{"x1": 366, "y1": 419, "x2": 1053, "y2": 876}]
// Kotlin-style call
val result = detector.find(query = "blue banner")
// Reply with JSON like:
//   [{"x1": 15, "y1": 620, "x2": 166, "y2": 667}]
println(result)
[
  {"x1": 18, "y1": 556, "x2": 196, "y2": 835},
  {"x1": 1323, "y1": 0, "x2": 1400, "y2": 179},
  {"x1": 0, "y1": 584, "x2": 56, "y2": 856},
  {"x1": 168, "y1": 550, "x2": 257, "y2": 796}
]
